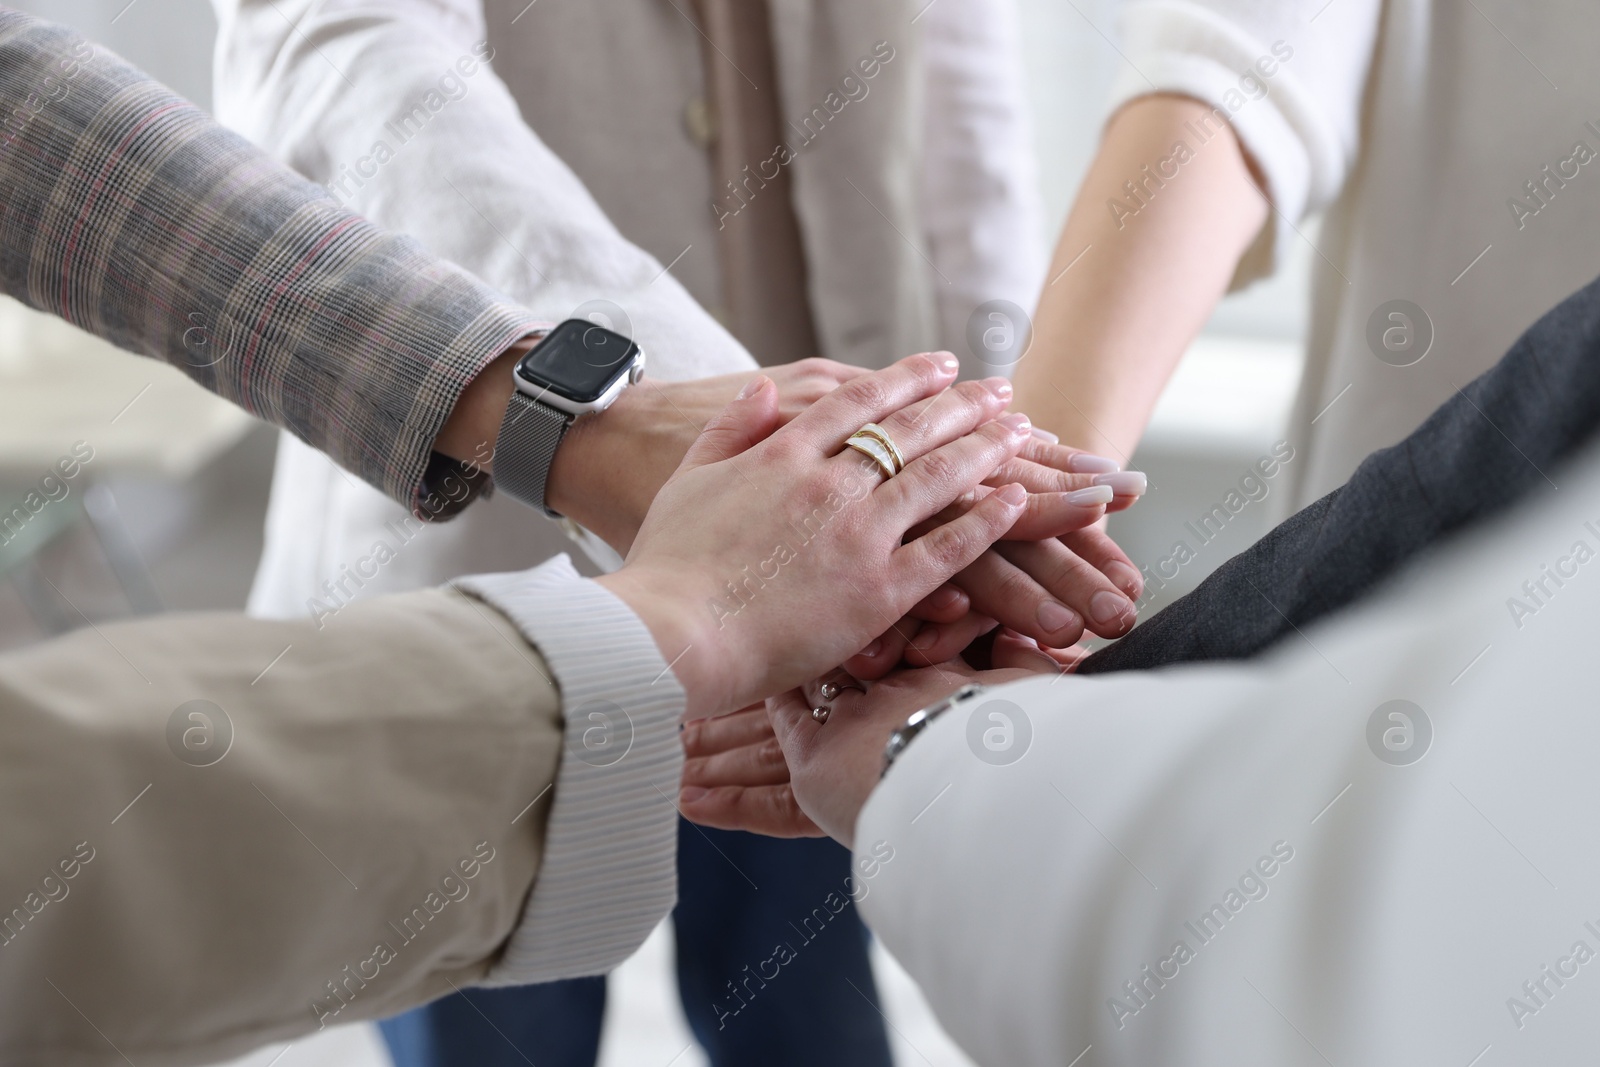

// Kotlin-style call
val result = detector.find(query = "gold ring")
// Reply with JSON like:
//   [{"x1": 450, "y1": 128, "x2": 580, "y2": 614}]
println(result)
[
  {"x1": 845, "y1": 422, "x2": 905, "y2": 479},
  {"x1": 855, "y1": 422, "x2": 906, "y2": 472},
  {"x1": 845, "y1": 433, "x2": 898, "y2": 479}
]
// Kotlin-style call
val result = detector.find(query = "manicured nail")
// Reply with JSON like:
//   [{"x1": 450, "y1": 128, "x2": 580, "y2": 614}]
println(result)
[
  {"x1": 1030, "y1": 426, "x2": 1060, "y2": 443},
  {"x1": 1089, "y1": 590, "x2": 1133, "y2": 629},
  {"x1": 680, "y1": 786, "x2": 709, "y2": 803},
  {"x1": 736, "y1": 375, "x2": 770, "y2": 400},
  {"x1": 1066, "y1": 452, "x2": 1119, "y2": 473},
  {"x1": 1106, "y1": 561, "x2": 1143, "y2": 597},
  {"x1": 936, "y1": 352, "x2": 960, "y2": 373},
  {"x1": 1036, "y1": 601, "x2": 1078, "y2": 634},
  {"x1": 1066, "y1": 485, "x2": 1114, "y2": 506},
  {"x1": 983, "y1": 377, "x2": 1013, "y2": 400},
  {"x1": 1000, "y1": 412, "x2": 1031, "y2": 435},
  {"x1": 1093, "y1": 471, "x2": 1148, "y2": 495},
  {"x1": 995, "y1": 483, "x2": 1027, "y2": 506}
]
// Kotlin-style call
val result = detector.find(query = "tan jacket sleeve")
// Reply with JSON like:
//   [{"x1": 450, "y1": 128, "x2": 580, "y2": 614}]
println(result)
[{"x1": 0, "y1": 587, "x2": 563, "y2": 1067}]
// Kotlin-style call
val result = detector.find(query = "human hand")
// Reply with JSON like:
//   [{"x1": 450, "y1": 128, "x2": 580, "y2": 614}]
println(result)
[
  {"x1": 680, "y1": 630, "x2": 1065, "y2": 844},
  {"x1": 892, "y1": 433, "x2": 1147, "y2": 657},
  {"x1": 596, "y1": 353, "x2": 1035, "y2": 717},
  {"x1": 546, "y1": 359, "x2": 866, "y2": 553}
]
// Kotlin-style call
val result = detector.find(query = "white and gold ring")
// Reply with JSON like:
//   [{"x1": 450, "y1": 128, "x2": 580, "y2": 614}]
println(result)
[{"x1": 844, "y1": 422, "x2": 906, "y2": 479}]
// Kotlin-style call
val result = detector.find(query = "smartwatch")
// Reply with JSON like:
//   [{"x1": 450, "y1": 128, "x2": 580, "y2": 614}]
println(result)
[{"x1": 494, "y1": 318, "x2": 646, "y2": 516}]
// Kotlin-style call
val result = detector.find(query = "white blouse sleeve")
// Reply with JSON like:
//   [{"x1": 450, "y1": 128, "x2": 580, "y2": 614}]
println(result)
[
  {"x1": 1105, "y1": 0, "x2": 1383, "y2": 285},
  {"x1": 855, "y1": 446, "x2": 1600, "y2": 1065},
  {"x1": 917, "y1": 0, "x2": 1048, "y2": 370}
]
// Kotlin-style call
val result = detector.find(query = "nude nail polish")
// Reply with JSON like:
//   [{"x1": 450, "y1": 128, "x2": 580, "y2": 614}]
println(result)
[
  {"x1": 1092, "y1": 471, "x2": 1148, "y2": 495},
  {"x1": 1066, "y1": 453, "x2": 1119, "y2": 474},
  {"x1": 1066, "y1": 486, "x2": 1114, "y2": 506}
]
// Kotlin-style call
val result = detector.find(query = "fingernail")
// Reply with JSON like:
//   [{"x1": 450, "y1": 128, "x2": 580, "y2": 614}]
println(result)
[
  {"x1": 1065, "y1": 485, "x2": 1114, "y2": 506},
  {"x1": 1000, "y1": 412, "x2": 1031, "y2": 435},
  {"x1": 1036, "y1": 601, "x2": 1078, "y2": 634},
  {"x1": 1089, "y1": 590, "x2": 1133, "y2": 629},
  {"x1": 859, "y1": 637, "x2": 883, "y2": 658},
  {"x1": 911, "y1": 629, "x2": 939, "y2": 651},
  {"x1": 984, "y1": 377, "x2": 1013, "y2": 400},
  {"x1": 1106, "y1": 561, "x2": 1143, "y2": 597},
  {"x1": 1092, "y1": 471, "x2": 1148, "y2": 495},
  {"x1": 931, "y1": 586, "x2": 962, "y2": 609},
  {"x1": 995, "y1": 482, "x2": 1026, "y2": 506},
  {"x1": 1066, "y1": 453, "x2": 1119, "y2": 474},
  {"x1": 1030, "y1": 426, "x2": 1060, "y2": 443},
  {"x1": 680, "y1": 786, "x2": 709, "y2": 803},
  {"x1": 935, "y1": 352, "x2": 959, "y2": 374},
  {"x1": 736, "y1": 375, "x2": 770, "y2": 400}
]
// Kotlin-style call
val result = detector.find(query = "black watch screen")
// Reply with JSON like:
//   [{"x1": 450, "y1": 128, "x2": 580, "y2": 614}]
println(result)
[{"x1": 515, "y1": 318, "x2": 640, "y2": 404}]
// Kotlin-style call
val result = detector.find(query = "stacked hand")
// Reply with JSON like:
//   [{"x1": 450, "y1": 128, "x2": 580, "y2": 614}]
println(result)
[
  {"x1": 678, "y1": 631, "x2": 1068, "y2": 846},
  {"x1": 553, "y1": 357, "x2": 1148, "y2": 675},
  {"x1": 596, "y1": 352, "x2": 1041, "y2": 716}
]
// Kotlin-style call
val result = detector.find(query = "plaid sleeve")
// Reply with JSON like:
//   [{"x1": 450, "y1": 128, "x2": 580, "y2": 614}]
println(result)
[{"x1": 0, "y1": 10, "x2": 543, "y2": 518}]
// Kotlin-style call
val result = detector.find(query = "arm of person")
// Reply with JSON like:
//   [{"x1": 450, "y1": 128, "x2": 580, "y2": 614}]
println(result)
[
  {"x1": 1, "y1": 353, "x2": 1040, "y2": 1064},
  {"x1": 693, "y1": 441, "x2": 1600, "y2": 1064},
  {"x1": 0, "y1": 10, "x2": 539, "y2": 519},
  {"x1": 1011, "y1": 0, "x2": 1382, "y2": 459},
  {"x1": 0, "y1": 570, "x2": 669, "y2": 1065},
  {"x1": 1011, "y1": 92, "x2": 1267, "y2": 459}
]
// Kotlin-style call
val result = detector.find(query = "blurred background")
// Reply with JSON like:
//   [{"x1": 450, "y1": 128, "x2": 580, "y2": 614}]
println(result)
[{"x1": 0, "y1": 1, "x2": 1312, "y2": 1064}]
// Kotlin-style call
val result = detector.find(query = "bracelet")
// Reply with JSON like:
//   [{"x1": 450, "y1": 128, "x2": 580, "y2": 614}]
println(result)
[{"x1": 880, "y1": 683, "x2": 986, "y2": 778}]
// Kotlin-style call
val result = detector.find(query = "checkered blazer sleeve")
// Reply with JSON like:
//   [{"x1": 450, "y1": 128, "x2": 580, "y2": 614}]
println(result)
[{"x1": 0, "y1": 9, "x2": 543, "y2": 517}]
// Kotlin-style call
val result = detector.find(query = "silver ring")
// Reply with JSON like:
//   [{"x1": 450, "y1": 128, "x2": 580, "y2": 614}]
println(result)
[{"x1": 810, "y1": 673, "x2": 866, "y2": 725}]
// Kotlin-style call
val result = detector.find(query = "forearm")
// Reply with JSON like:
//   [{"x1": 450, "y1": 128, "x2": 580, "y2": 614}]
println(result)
[
  {"x1": 0, "y1": 11, "x2": 540, "y2": 517},
  {"x1": 1012, "y1": 94, "x2": 1266, "y2": 459},
  {"x1": 0, "y1": 588, "x2": 563, "y2": 1065}
]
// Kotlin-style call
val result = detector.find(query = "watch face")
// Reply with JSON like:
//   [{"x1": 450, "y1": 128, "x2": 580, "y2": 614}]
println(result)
[{"x1": 515, "y1": 319, "x2": 640, "y2": 404}]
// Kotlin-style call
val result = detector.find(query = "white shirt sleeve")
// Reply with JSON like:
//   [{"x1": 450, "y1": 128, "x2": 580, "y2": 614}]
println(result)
[
  {"x1": 917, "y1": 0, "x2": 1048, "y2": 370},
  {"x1": 856, "y1": 445, "x2": 1600, "y2": 1065},
  {"x1": 208, "y1": 0, "x2": 753, "y2": 382},
  {"x1": 1105, "y1": 0, "x2": 1383, "y2": 284},
  {"x1": 455, "y1": 556, "x2": 684, "y2": 982}
]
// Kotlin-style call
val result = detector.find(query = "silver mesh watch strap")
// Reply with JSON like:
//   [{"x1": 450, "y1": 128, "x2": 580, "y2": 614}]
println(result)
[{"x1": 495, "y1": 390, "x2": 574, "y2": 517}]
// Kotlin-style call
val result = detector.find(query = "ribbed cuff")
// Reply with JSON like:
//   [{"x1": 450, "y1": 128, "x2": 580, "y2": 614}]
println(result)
[{"x1": 454, "y1": 556, "x2": 684, "y2": 983}]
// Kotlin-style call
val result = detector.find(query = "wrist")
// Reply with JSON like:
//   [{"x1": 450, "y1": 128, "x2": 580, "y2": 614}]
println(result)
[
  {"x1": 433, "y1": 335, "x2": 539, "y2": 471},
  {"x1": 595, "y1": 566, "x2": 728, "y2": 717}
]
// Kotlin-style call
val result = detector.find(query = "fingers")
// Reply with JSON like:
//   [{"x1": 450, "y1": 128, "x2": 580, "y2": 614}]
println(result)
[
  {"x1": 679, "y1": 375, "x2": 783, "y2": 470},
  {"x1": 996, "y1": 537, "x2": 1138, "y2": 639},
  {"x1": 681, "y1": 704, "x2": 777, "y2": 760},
  {"x1": 858, "y1": 376, "x2": 1015, "y2": 471},
  {"x1": 878, "y1": 414, "x2": 1033, "y2": 529},
  {"x1": 906, "y1": 583, "x2": 969, "y2": 624},
  {"x1": 843, "y1": 618, "x2": 920, "y2": 680},
  {"x1": 678, "y1": 784, "x2": 824, "y2": 837},
  {"x1": 1060, "y1": 525, "x2": 1144, "y2": 600},
  {"x1": 950, "y1": 549, "x2": 1087, "y2": 648},
  {"x1": 786, "y1": 352, "x2": 960, "y2": 444},
  {"x1": 893, "y1": 482, "x2": 1029, "y2": 594},
  {"x1": 990, "y1": 627, "x2": 1074, "y2": 673},
  {"x1": 1003, "y1": 439, "x2": 1148, "y2": 514},
  {"x1": 681, "y1": 733, "x2": 791, "y2": 789},
  {"x1": 900, "y1": 612, "x2": 999, "y2": 668}
]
